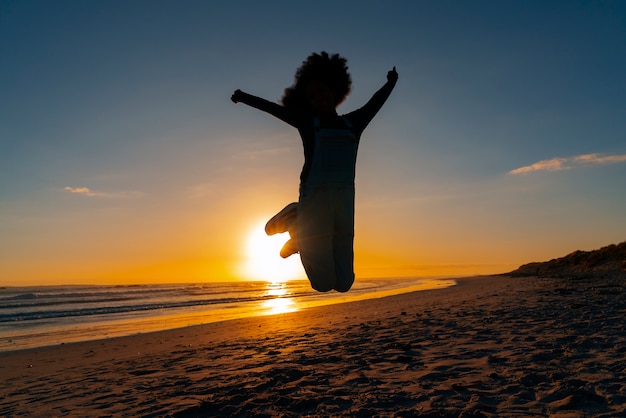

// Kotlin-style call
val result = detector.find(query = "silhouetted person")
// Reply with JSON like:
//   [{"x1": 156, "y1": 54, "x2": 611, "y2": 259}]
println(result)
[{"x1": 232, "y1": 52, "x2": 397, "y2": 292}]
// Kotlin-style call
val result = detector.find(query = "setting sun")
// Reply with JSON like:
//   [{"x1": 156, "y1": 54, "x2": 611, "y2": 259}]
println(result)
[{"x1": 241, "y1": 221, "x2": 305, "y2": 282}]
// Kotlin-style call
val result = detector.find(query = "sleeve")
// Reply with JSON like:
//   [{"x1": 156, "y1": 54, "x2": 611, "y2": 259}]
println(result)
[
  {"x1": 235, "y1": 91, "x2": 300, "y2": 128},
  {"x1": 347, "y1": 78, "x2": 397, "y2": 133}
]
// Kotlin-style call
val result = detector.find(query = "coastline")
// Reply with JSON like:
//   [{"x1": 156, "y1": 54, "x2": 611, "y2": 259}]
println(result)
[
  {"x1": 0, "y1": 277, "x2": 455, "y2": 352},
  {"x1": 1, "y1": 274, "x2": 624, "y2": 417}
]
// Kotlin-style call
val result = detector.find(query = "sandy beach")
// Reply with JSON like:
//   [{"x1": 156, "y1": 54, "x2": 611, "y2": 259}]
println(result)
[{"x1": 1, "y1": 274, "x2": 624, "y2": 417}]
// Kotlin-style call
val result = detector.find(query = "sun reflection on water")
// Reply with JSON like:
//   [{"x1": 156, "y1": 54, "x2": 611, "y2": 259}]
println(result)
[
  {"x1": 266, "y1": 280, "x2": 289, "y2": 297},
  {"x1": 263, "y1": 281, "x2": 298, "y2": 314}
]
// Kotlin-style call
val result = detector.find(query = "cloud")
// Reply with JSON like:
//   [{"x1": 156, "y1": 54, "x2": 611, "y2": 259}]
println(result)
[
  {"x1": 64, "y1": 186, "x2": 99, "y2": 196},
  {"x1": 509, "y1": 153, "x2": 626, "y2": 175},
  {"x1": 64, "y1": 186, "x2": 143, "y2": 198}
]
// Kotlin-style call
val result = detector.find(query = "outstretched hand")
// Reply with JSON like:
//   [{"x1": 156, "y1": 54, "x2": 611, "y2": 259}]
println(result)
[
  {"x1": 231, "y1": 89, "x2": 243, "y2": 103},
  {"x1": 387, "y1": 66, "x2": 398, "y2": 83}
]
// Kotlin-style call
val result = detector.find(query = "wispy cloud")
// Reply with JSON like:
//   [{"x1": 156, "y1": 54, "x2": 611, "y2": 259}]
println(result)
[
  {"x1": 64, "y1": 186, "x2": 143, "y2": 198},
  {"x1": 509, "y1": 153, "x2": 626, "y2": 175},
  {"x1": 64, "y1": 186, "x2": 100, "y2": 196}
]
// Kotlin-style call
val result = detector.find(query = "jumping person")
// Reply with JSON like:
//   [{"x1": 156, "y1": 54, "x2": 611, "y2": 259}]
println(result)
[{"x1": 231, "y1": 52, "x2": 397, "y2": 292}]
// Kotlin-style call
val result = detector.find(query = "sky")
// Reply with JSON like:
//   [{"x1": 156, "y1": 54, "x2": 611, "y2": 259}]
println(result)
[{"x1": 1, "y1": 0, "x2": 625, "y2": 286}]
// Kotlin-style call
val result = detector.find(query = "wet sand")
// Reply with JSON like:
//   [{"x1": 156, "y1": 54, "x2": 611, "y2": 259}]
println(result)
[{"x1": 1, "y1": 275, "x2": 624, "y2": 417}]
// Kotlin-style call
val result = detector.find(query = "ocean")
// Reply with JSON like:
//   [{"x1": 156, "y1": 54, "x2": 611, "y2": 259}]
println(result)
[{"x1": 0, "y1": 277, "x2": 455, "y2": 352}]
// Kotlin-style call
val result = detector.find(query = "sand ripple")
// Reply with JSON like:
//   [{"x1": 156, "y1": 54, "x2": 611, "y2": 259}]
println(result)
[{"x1": 1, "y1": 275, "x2": 625, "y2": 417}]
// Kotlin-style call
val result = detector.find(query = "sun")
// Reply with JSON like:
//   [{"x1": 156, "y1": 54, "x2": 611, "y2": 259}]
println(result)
[{"x1": 242, "y1": 220, "x2": 305, "y2": 282}]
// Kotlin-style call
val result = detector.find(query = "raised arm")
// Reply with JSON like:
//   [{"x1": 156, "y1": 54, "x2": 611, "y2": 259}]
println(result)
[
  {"x1": 231, "y1": 90, "x2": 299, "y2": 127},
  {"x1": 349, "y1": 67, "x2": 398, "y2": 130}
]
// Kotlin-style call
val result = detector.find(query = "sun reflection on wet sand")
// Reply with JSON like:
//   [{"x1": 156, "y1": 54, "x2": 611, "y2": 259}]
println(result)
[{"x1": 262, "y1": 297, "x2": 297, "y2": 315}]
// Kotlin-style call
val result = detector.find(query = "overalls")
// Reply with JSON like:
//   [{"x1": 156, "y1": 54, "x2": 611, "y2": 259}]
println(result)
[{"x1": 297, "y1": 117, "x2": 358, "y2": 292}]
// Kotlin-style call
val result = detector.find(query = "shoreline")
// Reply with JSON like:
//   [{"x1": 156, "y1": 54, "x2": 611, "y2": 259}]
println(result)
[
  {"x1": 0, "y1": 277, "x2": 456, "y2": 352},
  {"x1": 1, "y1": 274, "x2": 624, "y2": 417}
]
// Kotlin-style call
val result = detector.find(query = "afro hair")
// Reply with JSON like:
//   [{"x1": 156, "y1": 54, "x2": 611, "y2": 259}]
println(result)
[{"x1": 282, "y1": 52, "x2": 352, "y2": 112}]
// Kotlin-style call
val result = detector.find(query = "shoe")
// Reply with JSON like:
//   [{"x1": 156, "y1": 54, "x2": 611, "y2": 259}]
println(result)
[
  {"x1": 280, "y1": 239, "x2": 299, "y2": 258},
  {"x1": 265, "y1": 202, "x2": 298, "y2": 235}
]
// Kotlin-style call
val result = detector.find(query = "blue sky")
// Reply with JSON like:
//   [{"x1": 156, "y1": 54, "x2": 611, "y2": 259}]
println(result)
[{"x1": 1, "y1": 0, "x2": 625, "y2": 285}]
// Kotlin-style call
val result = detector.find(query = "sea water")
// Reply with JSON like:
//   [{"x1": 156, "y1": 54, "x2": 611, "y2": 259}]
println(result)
[{"x1": 0, "y1": 277, "x2": 455, "y2": 351}]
